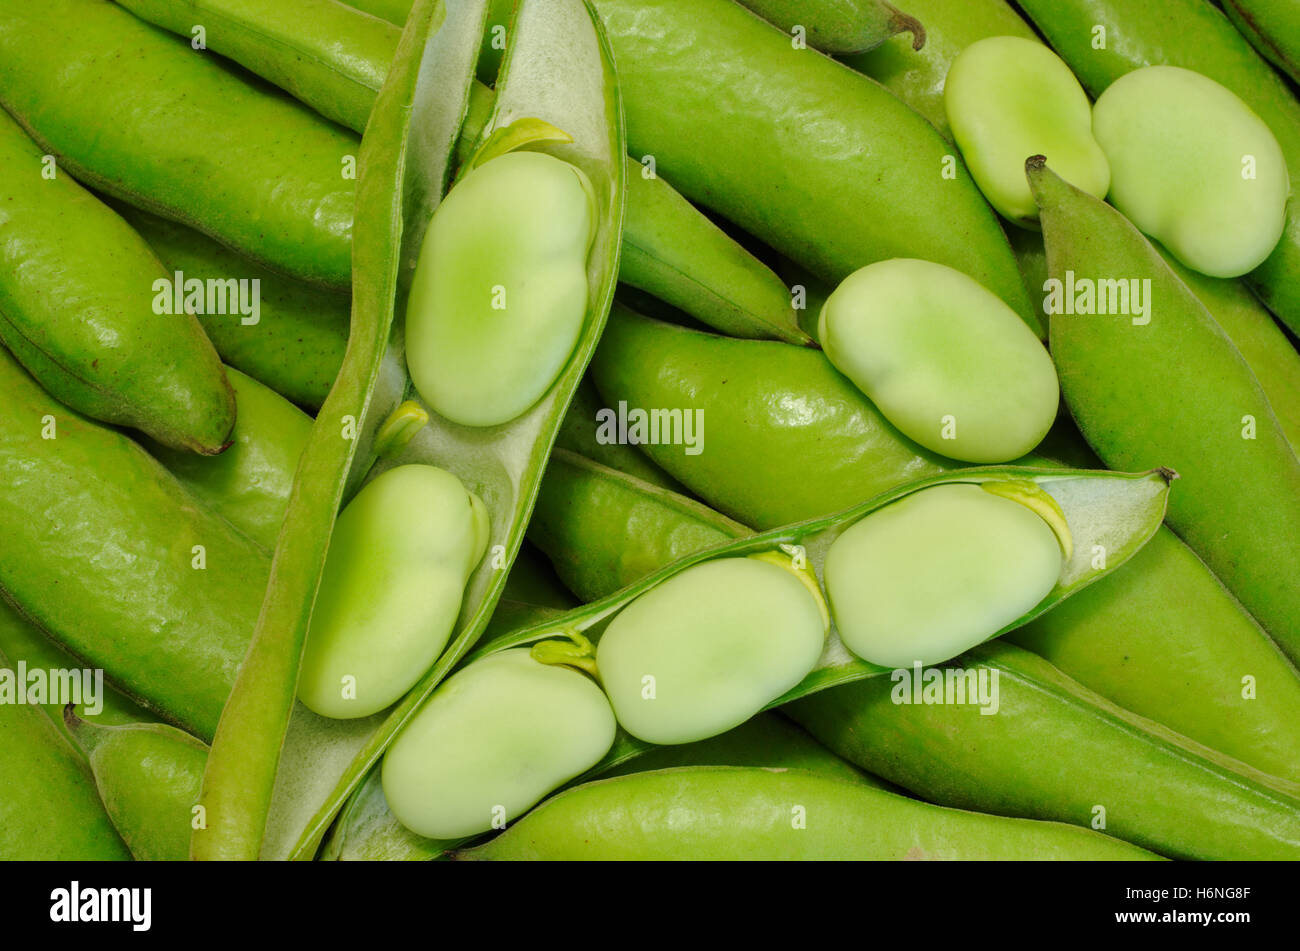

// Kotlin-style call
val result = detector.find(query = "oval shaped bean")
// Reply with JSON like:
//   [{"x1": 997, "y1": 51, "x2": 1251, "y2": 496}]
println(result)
[
  {"x1": 945, "y1": 35, "x2": 1109, "y2": 226},
  {"x1": 405, "y1": 150, "x2": 595, "y2": 427},
  {"x1": 1093, "y1": 65, "x2": 1289, "y2": 278},
  {"x1": 382, "y1": 648, "x2": 615, "y2": 840},
  {"x1": 457, "y1": 766, "x2": 1160, "y2": 860},
  {"x1": 596, "y1": 555, "x2": 827, "y2": 745},
  {"x1": 819, "y1": 259, "x2": 1058, "y2": 463},
  {"x1": 299, "y1": 465, "x2": 490, "y2": 719},
  {"x1": 825, "y1": 482, "x2": 1063, "y2": 667}
]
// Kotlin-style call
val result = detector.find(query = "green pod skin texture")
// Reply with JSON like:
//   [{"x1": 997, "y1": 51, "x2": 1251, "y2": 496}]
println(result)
[
  {"x1": 299, "y1": 465, "x2": 490, "y2": 719},
  {"x1": 789, "y1": 642, "x2": 1300, "y2": 861},
  {"x1": 589, "y1": 307, "x2": 953, "y2": 530},
  {"x1": 458, "y1": 766, "x2": 1160, "y2": 861},
  {"x1": 601, "y1": 712, "x2": 879, "y2": 788},
  {"x1": 0, "y1": 109, "x2": 235, "y2": 455},
  {"x1": 341, "y1": 0, "x2": 411, "y2": 25},
  {"x1": 819, "y1": 258, "x2": 1059, "y2": 462},
  {"x1": 1029, "y1": 159, "x2": 1300, "y2": 662},
  {"x1": 148, "y1": 368, "x2": 313, "y2": 551},
  {"x1": 945, "y1": 36, "x2": 1110, "y2": 227},
  {"x1": 596, "y1": 556, "x2": 827, "y2": 745},
  {"x1": 1012, "y1": 528, "x2": 1300, "y2": 785},
  {"x1": 405, "y1": 150, "x2": 596, "y2": 427},
  {"x1": 1012, "y1": 225, "x2": 1300, "y2": 454},
  {"x1": 528, "y1": 449, "x2": 747, "y2": 603},
  {"x1": 1152, "y1": 244, "x2": 1300, "y2": 454},
  {"x1": 590, "y1": 0, "x2": 1040, "y2": 334},
  {"x1": 0, "y1": 348, "x2": 269, "y2": 741},
  {"x1": 847, "y1": 0, "x2": 1037, "y2": 140},
  {"x1": 119, "y1": 206, "x2": 350, "y2": 413},
  {"x1": 382, "y1": 649, "x2": 616, "y2": 840},
  {"x1": 0, "y1": 599, "x2": 156, "y2": 741},
  {"x1": 825, "y1": 483, "x2": 1062, "y2": 668},
  {"x1": 0, "y1": 0, "x2": 356, "y2": 289},
  {"x1": 735, "y1": 0, "x2": 925, "y2": 55},
  {"x1": 1223, "y1": 0, "x2": 1300, "y2": 85},
  {"x1": 1015, "y1": 0, "x2": 1300, "y2": 335},
  {"x1": 1093, "y1": 66, "x2": 1290, "y2": 279},
  {"x1": 65, "y1": 711, "x2": 207, "y2": 862},
  {"x1": 555, "y1": 377, "x2": 688, "y2": 493},
  {"x1": 0, "y1": 649, "x2": 131, "y2": 860},
  {"x1": 116, "y1": 0, "x2": 395, "y2": 133},
  {"x1": 620, "y1": 163, "x2": 808, "y2": 344}
]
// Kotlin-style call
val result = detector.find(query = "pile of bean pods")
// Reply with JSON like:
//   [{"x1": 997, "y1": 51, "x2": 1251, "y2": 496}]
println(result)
[{"x1": 1, "y1": 0, "x2": 1298, "y2": 864}]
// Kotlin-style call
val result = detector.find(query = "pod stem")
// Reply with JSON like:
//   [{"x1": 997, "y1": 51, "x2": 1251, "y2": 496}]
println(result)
[
  {"x1": 373, "y1": 400, "x2": 430, "y2": 459},
  {"x1": 530, "y1": 630, "x2": 601, "y2": 683},
  {"x1": 981, "y1": 479, "x2": 1074, "y2": 562}
]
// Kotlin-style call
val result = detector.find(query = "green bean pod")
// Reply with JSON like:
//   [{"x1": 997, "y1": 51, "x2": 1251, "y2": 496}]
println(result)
[
  {"x1": 590, "y1": 306, "x2": 953, "y2": 529},
  {"x1": 341, "y1": 0, "x2": 411, "y2": 24},
  {"x1": 117, "y1": 205, "x2": 350, "y2": 413},
  {"x1": 0, "y1": 347, "x2": 269, "y2": 741},
  {"x1": 198, "y1": 0, "x2": 624, "y2": 862},
  {"x1": 846, "y1": 0, "x2": 1037, "y2": 140},
  {"x1": 1011, "y1": 528, "x2": 1300, "y2": 785},
  {"x1": 0, "y1": 0, "x2": 356, "y2": 289},
  {"x1": 1029, "y1": 158, "x2": 1300, "y2": 662},
  {"x1": 1016, "y1": 0, "x2": 1300, "y2": 335},
  {"x1": 64, "y1": 710, "x2": 208, "y2": 862},
  {"x1": 735, "y1": 0, "x2": 925, "y2": 54},
  {"x1": 1011, "y1": 228, "x2": 1300, "y2": 455},
  {"x1": 148, "y1": 368, "x2": 313, "y2": 550},
  {"x1": 0, "y1": 648, "x2": 132, "y2": 860},
  {"x1": 591, "y1": 0, "x2": 1039, "y2": 333},
  {"x1": 789, "y1": 642, "x2": 1300, "y2": 860},
  {"x1": 536, "y1": 446, "x2": 1300, "y2": 786},
  {"x1": 456, "y1": 766, "x2": 1159, "y2": 860},
  {"x1": 0, "y1": 599, "x2": 157, "y2": 741},
  {"x1": 0, "y1": 108, "x2": 235, "y2": 454},
  {"x1": 1223, "y1": 0, "x2": 1300, "y2": 85},
  {"x1": 327, "y1": 463, "x2": 1164, "y2": 857}
]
